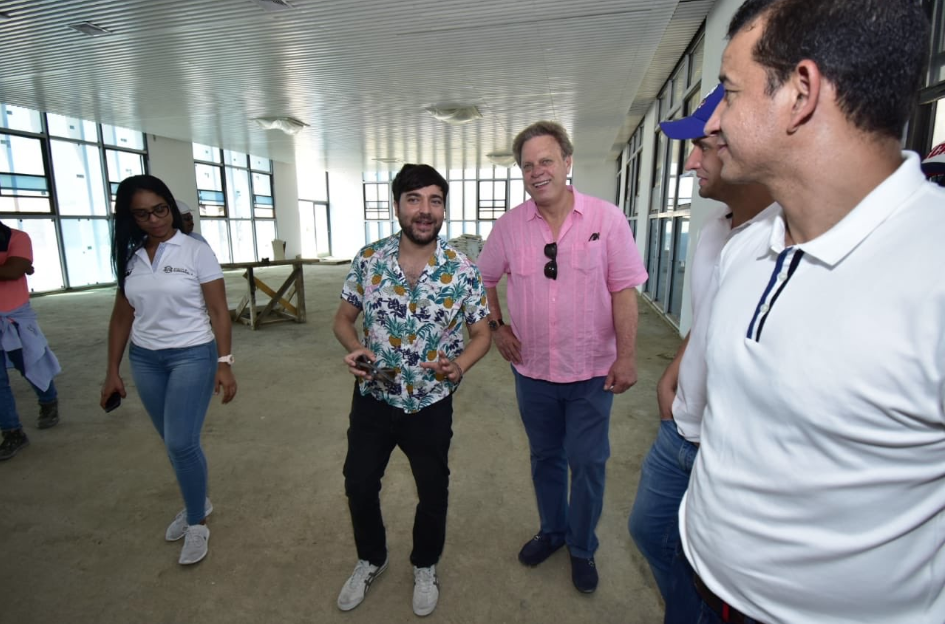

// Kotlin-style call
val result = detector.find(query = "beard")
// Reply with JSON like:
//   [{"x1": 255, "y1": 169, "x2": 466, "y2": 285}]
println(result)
[{"x1": 399, "y1": 215, "x2": 442, "y2": 245}]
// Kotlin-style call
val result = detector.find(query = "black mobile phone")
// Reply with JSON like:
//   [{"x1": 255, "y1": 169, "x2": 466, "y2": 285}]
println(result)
[{"x1": 103, "y1": 392, "x2": 121, "y2": 413}]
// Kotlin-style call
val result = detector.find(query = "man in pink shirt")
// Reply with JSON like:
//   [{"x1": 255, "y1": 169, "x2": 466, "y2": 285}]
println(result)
[{"x1": 477, "y1": 121, "x2": 647, "y2": 593}]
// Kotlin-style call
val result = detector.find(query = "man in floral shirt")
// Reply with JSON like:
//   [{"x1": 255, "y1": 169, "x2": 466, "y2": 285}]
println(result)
[{"x1": 332, "y1": 164, "x2": 491, "y2": 617}]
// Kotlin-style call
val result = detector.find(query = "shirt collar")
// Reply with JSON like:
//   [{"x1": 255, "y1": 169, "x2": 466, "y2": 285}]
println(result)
[
  {"x1": 764, "y1": 152, "x2": 925, "y2": 266},
  {"x1": 133, "y1": 230, "x2": 185, "y2": 260},
  {"x1": 378, "y1": 232, "x2": 447, "y2": 267},
  {"x1": 525, "y1": 186, "x2": 581, "y2": 221}
]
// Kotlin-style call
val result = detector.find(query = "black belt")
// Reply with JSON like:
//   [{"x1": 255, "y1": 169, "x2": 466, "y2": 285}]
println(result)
[{"x1": 693, "y1": 573, "x2": 762, "y2": 624}]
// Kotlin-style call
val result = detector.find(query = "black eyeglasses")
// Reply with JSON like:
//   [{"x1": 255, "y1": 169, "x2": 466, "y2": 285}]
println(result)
[
  {"x1": 131, "y1": 204, "x2": 170, "y2": 222},
  {"x1": 544, "y1": 242, "x2": 558, "y2": 280}
]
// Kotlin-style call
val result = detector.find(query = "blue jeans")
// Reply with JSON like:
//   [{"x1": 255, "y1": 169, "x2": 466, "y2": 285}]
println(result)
[
  {"x1": 129, "y1": 341, "x2": 217, "y2": 525},
  {"x1": 0, "y1": 348, "x2": 58, "y2": 431},
  {"x1": 513, "y1": 369, "x2": 613, "y2": 559},
  {"x1": 664, "y1": 542, "x2": 764, "y2": 624},
  {"x1": 629, "y1": 419, "x2": 699, "y2": 599}
]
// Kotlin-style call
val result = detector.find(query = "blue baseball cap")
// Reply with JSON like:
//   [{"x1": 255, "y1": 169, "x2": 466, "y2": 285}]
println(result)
[{"x1": 659, "y1": 84, "x2": 724, "y2": 140}]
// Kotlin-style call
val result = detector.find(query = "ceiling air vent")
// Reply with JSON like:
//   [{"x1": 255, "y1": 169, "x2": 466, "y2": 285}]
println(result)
[
  {"x1": 251, "y1": 0, "x2": 294, "y2": 12},
  {"x1": 68, "y1": 21, "x2": 113, "y2": 37}
]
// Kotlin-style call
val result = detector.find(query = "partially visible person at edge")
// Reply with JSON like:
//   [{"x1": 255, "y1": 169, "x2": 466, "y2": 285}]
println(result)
[
  {"x1": 627, "y1": 83, "x2": 774, "y2": 600},
  {"x1": 177, "y1": 200, "x2": 210, "y2": 245},
  {"x1": 476, "y1": 121, "x2": 648, "y2": 594},
  {"x1": 100, "y1": 174, "x2": 237, "y2": 567},
  {"x1": 332, "y1": 163, "x2": 491, "y2": 617},
  {"x1": 923, "y1": 141, "x2": 945, "y2": 186},
  {"x1": 0, "y1": 224, "x2": 62, "y2": 461},
  {"x1": 668, "y1": 1, "x2": 944, "y2": 623}
]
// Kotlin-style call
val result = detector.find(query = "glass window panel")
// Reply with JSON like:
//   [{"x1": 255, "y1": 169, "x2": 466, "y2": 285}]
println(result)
[
  {"x1": 12, "y1": 219, "x2": 63, "y2": 291},
  {"x1": 101, "y1": 124, "x2": 144, "y2": 150},
  {"x1": 298, "y1": 170, "x2": 328, "y2": 201},
  {"x1": 479, "y1": 181, "x2": 493, "y2": 201},
  {"x1": 929, "y1": 1, "x2": 945, "y2": 85},
  {"x1": 448, "y1": 180, "x2": 462, "y2": 220},
  {"x1": 0, "y1": 134, "x2": 46, "y2": 175},
  {"x1": 47, "y1": 114, "x2": 98, "y2": 142},
  {"x1": 299, "y1": 200, "x2": 318, "y2": 258},
  {"x1": 223, "y1": 150, "x2": 247, "y2": 168},
  {"x1": 230, "y1": 220, "x2": 255, "y2": 263},
  {"x1": 651, "y1": 132, "x2": 667, "y2": 213},
  {"x1": 667, "y1": 139, "x2": 682, "y2": 211},
  {"x1": 463, "y1": 181, "x2": 476, "y2": 221},
  {"x1": 254, "y1": 207, "x2": 274, "y2": 219},
  {"x1": 255, "y1": 220, "x2": 277, "y2": 261},
  {"x1": 479, "y1": 220, "x2": 493, "y2": 240},
  {"x1": 200, "y1": 219, "x2": 231, "y2": 263},
  {"x1": 0, "y1": 104, "x2": 43, "y2": 133},
  {"x1": 510, "y1": 179, "x2": 526, "y2": 206},
  {"x1": 60, "y1": 218, "x2": 113, "y2": 286},
  {"x1": 690, "y1": 38, "x2": 705, "y2": 87},
  {"x1": 105, "y1": 150, "x2": 144, "y2": 187},
  {"x1": 448, "y1": 222, "x2": 463, "y2": 239},
  {"x1": 510, "y1": 166, "x2": 523, "y2": 179},
  {"x1": 478, "y1": 167, "x2": 494, "y2": 179},
  {"x1": 463, "y1": 168, "x2": 477, "y2": 179},
  {"x1": 669, "y1": 217, "x2": 690, "y2": 322},
  {"x1": 315, "y1": 204, "x2": 330, "y2": 256},
  {"x1": 251, "y1": 172, "x2": 271, "y2": 197},
  {"x1": 192, "y1": 143, "x2": 220, "y2": 163},
  {"x1": 0, "y1": 173, "x2": 48, "y2": 195},
  {"x1": 196, "y1": 163, "x2": 223, "y2": 191},
  {"x1": 672, "y1": 69, "x2": 687, "y2": 108},
  {"x1": 51, "y1": 140, "x2": 107, "y2": 216},
  {"x1": 250, "y1": 155, "x2": 271, "y2": 172},
  {"x1": 656, "y1": 218, "x2": 674, "y2": 305},
  {"x1": 933, "y1": 98, "x2": 945, "y2": 146},
  {"x1": 463, "y1": 221, "x2": 477, "y2": 235},
  {"x1": 448, "y1": 169, "x2": 463, "y2": 180},
  {"x1": 0, "y1": 197, "x2": 51, "y2": 212},
  {"x1": 226, "y1": 168, "x2": 252, "y2": 218},
  {"x1": 645, "y1": 219, "x2": 660, "y2": 295},
  {"x1": 378, "y1": 221, "x2": 391, "y2": 239}
]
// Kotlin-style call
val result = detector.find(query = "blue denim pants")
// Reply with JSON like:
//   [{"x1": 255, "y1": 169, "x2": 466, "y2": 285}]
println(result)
[
  {"x1": 629, "y1": 418, "x2": 699, "y2": 599},
  {"x1": 129, "y1": 340, "x2": 217, "y2": 525},
  {"x1": 513, "y1": 369, "x2": 613, "y2": 559},
  {"x1": 0, "y1": 348, "x2": 58, "y2": 431},
  {"x1": 664, "y1": 542, "x2": 765, "y2": 624}
]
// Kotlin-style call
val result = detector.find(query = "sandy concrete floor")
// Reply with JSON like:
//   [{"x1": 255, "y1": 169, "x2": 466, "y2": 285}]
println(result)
[{"x1": 2, "y1": 264, "x2": 681, "y2": 624}]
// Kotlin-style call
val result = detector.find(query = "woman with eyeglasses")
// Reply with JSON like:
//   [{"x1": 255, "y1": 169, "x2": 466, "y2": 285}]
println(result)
[{"x1": 100, "y1": 174, "x2": 237, "y2": 566}]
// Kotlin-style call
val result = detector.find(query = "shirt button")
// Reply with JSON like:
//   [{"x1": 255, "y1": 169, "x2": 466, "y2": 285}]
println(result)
[{"x1": 759, "y1": 303, "x2": 770, "y2": 314}]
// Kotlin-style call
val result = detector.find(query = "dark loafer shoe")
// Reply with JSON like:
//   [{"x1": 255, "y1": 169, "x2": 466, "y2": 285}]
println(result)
[
  {"x1": 518, "y1": 533, "x2": 565, "y2": 567},
  {"x1": 570, "y1": 555, "x2": 599, "y2": 593}
]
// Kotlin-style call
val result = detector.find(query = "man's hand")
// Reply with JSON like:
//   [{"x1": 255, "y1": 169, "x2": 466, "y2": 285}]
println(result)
[
  {"x1": 344, "y1": 348, "x2": 378, "y2": 380},
  {"x1": 604, "y1": 357, "x2": 637, "y2": 394},
  {"x1": 493, "y1": 325, "x2": 523, "y2": 364},
  {"x1": 420, "y1": 351, "x2": 463, "y2": 383}
]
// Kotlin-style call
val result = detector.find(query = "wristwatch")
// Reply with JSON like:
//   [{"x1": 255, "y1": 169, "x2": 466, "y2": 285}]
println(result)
[
  {"x1": 217, "y1": 354, "x2": 235, "y2": 365},
  {"x1": 488, "y1": 319, "x2": 505, "y2": 331}
]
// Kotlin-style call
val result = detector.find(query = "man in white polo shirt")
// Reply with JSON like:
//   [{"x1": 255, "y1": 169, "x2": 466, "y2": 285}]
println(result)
[
  {"x1": 669, "y1": 1, "x2": 944, "y2": 623},
  {"x1": 628, "y1": 83, "x2": 774, "y2": 601}
]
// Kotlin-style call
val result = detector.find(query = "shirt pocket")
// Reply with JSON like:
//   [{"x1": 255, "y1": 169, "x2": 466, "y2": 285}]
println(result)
[
  {"x1": 570, "y1": 241, "x2": 603, "y2": 273},
  {"x1": 512, "y1": 246, "x2": 543, "y2": 277}
]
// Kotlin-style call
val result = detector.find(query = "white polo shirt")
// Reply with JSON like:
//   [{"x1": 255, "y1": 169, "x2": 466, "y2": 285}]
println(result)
[
  {"x1": 124, "y1": 231, "x2": 223, "y2": 351},
  {"x1": 680, "y1": 152, "x2": 945, "y2": 623},
  {"x1": 673, "y1": 203, "x2": 778, "y2": 443}
]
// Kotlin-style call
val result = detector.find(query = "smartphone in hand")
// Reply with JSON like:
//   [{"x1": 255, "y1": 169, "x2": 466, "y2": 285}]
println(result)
[{"x1": 103, "y1": 392, "x2": 121, "y2": 413}]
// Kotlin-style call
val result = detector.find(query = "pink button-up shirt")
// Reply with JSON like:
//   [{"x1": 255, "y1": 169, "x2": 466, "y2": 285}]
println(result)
[{"x1": 477, "y1": 188, "x2": 647, "y2": 382}]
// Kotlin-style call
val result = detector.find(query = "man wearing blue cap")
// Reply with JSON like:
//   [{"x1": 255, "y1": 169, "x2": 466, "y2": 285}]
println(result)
[{"x1": 627, "y1": 83, "x2": 773, "y2": 601}]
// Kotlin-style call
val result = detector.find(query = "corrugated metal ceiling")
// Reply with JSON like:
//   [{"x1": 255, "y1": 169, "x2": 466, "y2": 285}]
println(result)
[{"x1": 0, "y1": 0, "x2": 710, "y2": 170}]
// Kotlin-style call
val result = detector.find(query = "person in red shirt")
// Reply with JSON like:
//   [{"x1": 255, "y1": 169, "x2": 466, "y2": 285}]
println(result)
[{"x1": 0, "y1": 223, "x2": 62, "y2": 461}]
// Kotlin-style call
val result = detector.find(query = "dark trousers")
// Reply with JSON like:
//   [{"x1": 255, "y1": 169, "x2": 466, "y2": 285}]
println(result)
[{"x1": 343, "y1": 385, "x2": 454, "y2": 568}]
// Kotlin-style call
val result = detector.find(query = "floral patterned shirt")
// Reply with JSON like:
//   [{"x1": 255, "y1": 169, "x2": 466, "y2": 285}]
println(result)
[{"x1": 341, "y1": 233, "x2": 490, "y2": 413}]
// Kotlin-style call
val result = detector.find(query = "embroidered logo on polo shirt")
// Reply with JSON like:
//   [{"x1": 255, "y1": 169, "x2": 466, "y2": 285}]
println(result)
[{"x1": 163, "y1": 266, "x2": 194, "y2": 277}]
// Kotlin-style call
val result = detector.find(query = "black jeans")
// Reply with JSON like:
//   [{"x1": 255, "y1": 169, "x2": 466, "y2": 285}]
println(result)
[{"x1": 343, "y1": 385, "x2": 453, "y2": 568}]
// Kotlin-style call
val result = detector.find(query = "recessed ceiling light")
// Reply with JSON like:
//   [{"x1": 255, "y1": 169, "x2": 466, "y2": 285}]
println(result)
[
  {"x1": 424, "y1": 105, "x2": 483, "y2": 126},
  {"x1": 253, "y1": 116, "x2": 308, "y2": 135},
  {"x1": 68, "y1": 21, "x2": 113, "y2": 37},
  {"x1": 486, "y1": 151, "x2": 516, "y2": 167}
]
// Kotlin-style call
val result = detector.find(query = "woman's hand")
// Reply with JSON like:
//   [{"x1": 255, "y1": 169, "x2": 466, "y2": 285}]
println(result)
[
  {"x1": 215, "y1": 365, "x2": 237, "y2": 404},
  {"x1": 100, "y1": 373, "x2": 127, "y2": 409}
]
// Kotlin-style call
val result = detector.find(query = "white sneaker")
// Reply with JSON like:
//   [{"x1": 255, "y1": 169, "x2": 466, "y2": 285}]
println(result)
[
  {"x1": 178, "y1": 524, "x2": 210, "y2": 565},
  {"x1": 337, "y1": 558, "x2": 388, "y2": 611},
  {"x1": 166, "y1": 498, "x2": 213, "y2": 542},
  {"x1": 412, "y1": 565, "x2": 439, "y2": 617}
]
